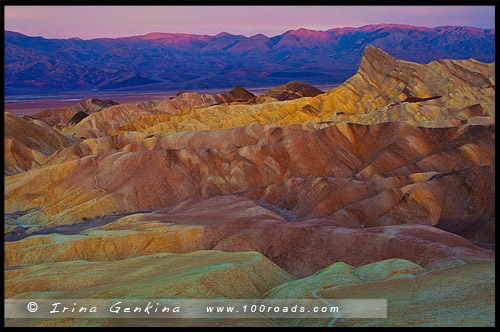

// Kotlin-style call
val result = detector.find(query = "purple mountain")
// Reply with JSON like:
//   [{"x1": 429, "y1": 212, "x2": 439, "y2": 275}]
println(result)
[{"x1": 4, "y1": 24, "x2": 495, "y2": 94}]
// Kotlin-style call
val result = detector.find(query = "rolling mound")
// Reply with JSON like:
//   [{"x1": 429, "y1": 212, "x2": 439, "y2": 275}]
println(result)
[
  {"x1": 261, "y1": 80, "x2": 324, "y2": 101},
  {"x1": 5, "y1": 121, "x2": 494, "y2": 246},
  {"x1": 26, "y1": 98, "x2": 119, "y2": 127},
  {"x1": 4, "y1": 112, "x2": 73, "y2": 175},
  {"x1": 4, "y1": 249, "x2": 493, "y2": 327},
  {"x1": 5, "y1": 195, "x2": 493, "y2": 278},
  {"x1": 137, "y1": 85, "x2": 255, "y2": 112},
  {"x1": 5, "y1": 250, "x2": 292, "y2": 299},
  {"x1": 266, "y1": 259, "x2": 494, "y2": 327}
]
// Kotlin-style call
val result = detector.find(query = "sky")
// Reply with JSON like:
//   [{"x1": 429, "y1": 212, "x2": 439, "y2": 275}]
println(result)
[{"x1": 4, "y1": 5, "x2": 496, "y2": 39}]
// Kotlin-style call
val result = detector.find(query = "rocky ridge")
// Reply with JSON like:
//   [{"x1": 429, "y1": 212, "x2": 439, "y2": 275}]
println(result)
[{"x1": 137, "y1": 85, "x2": 256, "y2": 112}]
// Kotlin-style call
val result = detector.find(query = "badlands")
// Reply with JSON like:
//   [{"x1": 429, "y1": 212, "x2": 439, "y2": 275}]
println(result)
[{"x1": 4, "y1": 45, "x2": 495, "y2": 327}]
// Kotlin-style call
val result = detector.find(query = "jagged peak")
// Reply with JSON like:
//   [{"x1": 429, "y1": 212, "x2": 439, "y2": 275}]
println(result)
[
  {"x1": 262, "y1": 80, "x2": 324, "y2": 101},
  {"x1": 83, "y1": 98, "x2": 119, "y2": 107},
  {"x1": 358, "y1": 45, "x2": 398, "y2": 76},
  {"x1": 284, "y1": 28, "x2": 329, "y2": 39},
  {"x1": 224, "y1": 85, "x2": 255, "y2": 100},
  {"x1": 230, "y1": 84, "x2": 250, "y2": 93},
  {"x1": 362, "y1": 45, "x2": 394, "y2": 61}
]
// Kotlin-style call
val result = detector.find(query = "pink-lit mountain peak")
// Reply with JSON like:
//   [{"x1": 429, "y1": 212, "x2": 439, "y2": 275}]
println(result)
[
  {"x1": 328, "y1": 23, "x2": 434, "y2": 34},
  {"x1": 215, "y1": 32, "x2": 232, "y2": 38},
  {"x1": 36, "y1": 23, "x2": 493, "y2": 44},
  {"x1": 131, "y1": 31, "x2": 245, "y2": 44},
  {"x1": 327, "y1": 23, "x2": 493, "y2": 36},
  {"x1": 139, "y1": 32, "x2": 204, "y2": 40},
  {"x1": 434, "y1": 25, "x2": 495, "y2": 35},
  {"x1": 249, "y1": 33, "x2": 268, "y2": 40},
  {"x1": 363, "y1": 23, "x2": 434, "y2": 31},
  {"x1": 5, "y1": 23, "x2": 494, "y2": 94},
  {"x1": 120, "y1": 32, "x2": 211, "y2": 45},
  {"x1": 283, "y1": 28, "x2": 330, "y2": 40}
]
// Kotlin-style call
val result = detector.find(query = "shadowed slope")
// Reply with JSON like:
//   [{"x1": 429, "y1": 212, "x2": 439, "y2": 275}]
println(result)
[
  {"x1": 5, "y1": 121, "x2": 494, "y2": 246},
  {"x1": 4, "y1": 112, "x2": 73, "y2": 175},
  {"x1": 137, "y1": 85, "x2": 255, "y2": 112}
]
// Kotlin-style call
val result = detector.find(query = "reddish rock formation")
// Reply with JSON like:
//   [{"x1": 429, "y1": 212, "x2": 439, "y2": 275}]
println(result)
[
  {"x1": 137, "y1": 85, "x2": 255, "y2": 112},
  {"x1": 261, "y1": 80, "x2": 324, "y2": 101},
  {"x1": 5, "y1": 195, "x2": 494, "y2": 278},
  {"x1": 4, "y1": 112, "x2": 73, "y2": 175},
  {"x1": 26, "y1": 98, "x2": 119, "y2": 127},
  {"x1": 66, "y1": 111, "x2": 89, "y2": 125},
  {"x1": 5, "y1": 120, "x2": 494, "y2": 247},
  {"x1": 63, "y1": 104, "x2": 163, "y2": 138}
]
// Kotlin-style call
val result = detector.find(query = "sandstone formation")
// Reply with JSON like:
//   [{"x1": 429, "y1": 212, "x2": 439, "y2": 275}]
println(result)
[
  {"x1": 26, "y1": 98, "x2": 119, "y2": 127},
  {"x1": 5, "y1": 121, "x2": 495, "y2": 245},
  {"x1": 5, "y1": 250, "x2": 292, "y2": 299},
  {"x1": 89, "y1": 45, "x2": 494, "y2": 138},
  {"x1": 261, "y1": 80, "x2": 324, "y2": 101},
  {"x1": 4, "y1": 249, "x2": 493, "y2": 327},
  {"x1": 24, "y1": 107, "x2": 77, "y2": 127},
  {"x1": 266, "y1": 258, "x2": 428, "y2": 300},
  {"x1": 62, "y1": 104, "x2": 163, "y2": 138},
  {"x1": 4, "y1": 112, "x2": 73, "y2": 175},
  {"x1": 137, "y1": 85, "x2": 255, "y2": 113},
  {"x1": 266, "y1": 259, "x2": 495, "y2": 327},
  {"x1": 4, "y1": 195, "x2": 494, "y2": 278},
  {"x1": 315, "y1": 45, "x2": 495, "y2": 125},
  {"x1": 66, "y1": 111, "x2": 89, "y2": 125}
]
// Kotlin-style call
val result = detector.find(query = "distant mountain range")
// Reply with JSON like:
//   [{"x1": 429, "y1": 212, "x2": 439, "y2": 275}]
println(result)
[{"x1": 4, "y1": 24, "x2": 495, "y2": 94}]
